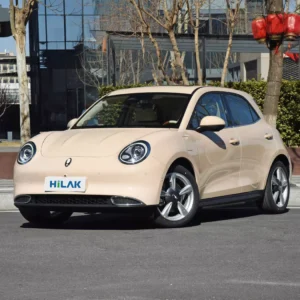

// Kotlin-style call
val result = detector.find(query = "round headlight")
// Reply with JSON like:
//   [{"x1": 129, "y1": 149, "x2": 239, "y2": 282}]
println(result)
[
  {"x1": 119, "y1": 141, "x2": 150, "y2": 165},
  {"x1": 17, "y1": 142, "x2": 36, "y2": 165}
]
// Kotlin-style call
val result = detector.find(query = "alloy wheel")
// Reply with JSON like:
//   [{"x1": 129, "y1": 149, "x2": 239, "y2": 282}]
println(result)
[
  {"x1": 271, "y1": 167, "x2": 289, "y2": 208},
  {"x1": 158, "y1": 172, "x2": 194, "y2": 221}
]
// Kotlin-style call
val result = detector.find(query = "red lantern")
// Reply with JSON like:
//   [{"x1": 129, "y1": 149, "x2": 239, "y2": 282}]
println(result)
[
  {"x1": 251, "y1": 16, "x2": 267, "y2": 43},
  {"x1": 284, "y1": 13, "x2": 300, "y2": 41},
  {"x1": 266, "y1": 14, "x2": 284, "y2": 40}
]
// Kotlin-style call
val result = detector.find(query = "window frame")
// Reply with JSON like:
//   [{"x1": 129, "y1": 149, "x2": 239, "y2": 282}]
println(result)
[
  {"x1": 187, "y1": 91, "x2": 230, "y2": 131},
  {"x1": 222, "y1": 92, "x2": 261, "y2": 128},
  {"x1": 73, "y1": 92, "x2": 193, "y2": 129}
]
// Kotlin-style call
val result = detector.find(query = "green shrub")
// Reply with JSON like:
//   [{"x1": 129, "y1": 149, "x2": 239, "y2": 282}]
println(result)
[{"x1": 98, "y1": 80, "x2": 300, "y2": 146}]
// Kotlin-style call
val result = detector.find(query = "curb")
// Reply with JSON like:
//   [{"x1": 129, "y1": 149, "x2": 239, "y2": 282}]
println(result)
[{"x1": 0, "y1": 192, "x2": 16, "y2": 211}]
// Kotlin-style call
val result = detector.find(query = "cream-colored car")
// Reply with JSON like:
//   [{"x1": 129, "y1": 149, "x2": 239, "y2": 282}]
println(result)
[{"x1": 14, "y1": 86, "x2": 291, "y2": 228}]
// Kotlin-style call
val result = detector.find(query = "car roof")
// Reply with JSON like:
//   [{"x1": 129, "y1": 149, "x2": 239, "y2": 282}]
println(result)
[{"x1": 108, "y1": 86, "x2": 202, "y2": 96}]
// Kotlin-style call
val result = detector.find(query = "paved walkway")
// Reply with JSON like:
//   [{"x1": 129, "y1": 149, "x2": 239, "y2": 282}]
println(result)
[{"x1": 0, "y1": 147, "x2": 19, "y2": 153}]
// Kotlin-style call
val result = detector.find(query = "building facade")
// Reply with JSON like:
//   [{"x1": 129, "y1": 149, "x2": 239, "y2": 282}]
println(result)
[{"x1": 0, "y1": 51, "x2": 31, "y2": 139}]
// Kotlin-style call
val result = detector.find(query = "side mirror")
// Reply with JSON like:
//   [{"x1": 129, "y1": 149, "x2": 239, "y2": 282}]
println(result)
[
  {"x1": 67, "y1": 118, "x2": 78, "y2": 129},
  {"x1": 197, "y1": 116, "x2": 225, "y2": 133}
]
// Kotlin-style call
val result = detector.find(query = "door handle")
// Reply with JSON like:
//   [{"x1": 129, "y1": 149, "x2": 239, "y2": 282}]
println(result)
[
  {"x1": 264, "y1": 133, "x2": 273, "y2": 140},
  {"x1": 229, "y1": 138, "x2": 240, "y2": 146}
]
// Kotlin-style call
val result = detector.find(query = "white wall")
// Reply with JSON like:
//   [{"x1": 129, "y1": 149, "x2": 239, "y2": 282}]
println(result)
[{"x1": 240, "y1": 53, "x2": 270, "y2": 81}]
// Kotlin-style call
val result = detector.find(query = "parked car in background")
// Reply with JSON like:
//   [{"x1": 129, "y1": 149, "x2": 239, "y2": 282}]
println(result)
[{"x1": 14, "y1": 86, "x2": 291, "y2": 228}]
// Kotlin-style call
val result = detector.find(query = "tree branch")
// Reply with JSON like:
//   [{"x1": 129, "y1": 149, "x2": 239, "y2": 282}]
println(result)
[
  {"x1": 9, "y1": 0, "x2": 16, "y2": 38},
  {"x1": 140, "y1": 6, "x2": 168, "y2": 30}
]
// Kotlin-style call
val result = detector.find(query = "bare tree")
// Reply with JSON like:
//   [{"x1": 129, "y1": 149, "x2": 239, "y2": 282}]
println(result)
[
  {"x1": 187, "y1": 0, "x2": 206, "y2": 85},
  {"x1": 0, "y1": 87, "x2": 12, "y2": 119},
  {"x1": 220, "y1": 0, "x2": 241, "y2": 86},
  {"x1": 129, "y1": 0, "x2": 189, "y2": 85},
  {"x1": 9, "y1": 0, "x2": 37, "y2": 144}
]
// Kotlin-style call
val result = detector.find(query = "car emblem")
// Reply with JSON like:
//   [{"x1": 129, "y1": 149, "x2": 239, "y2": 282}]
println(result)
[{"x1": 65, "y1": 158, "x2": 72, "y2": 167}]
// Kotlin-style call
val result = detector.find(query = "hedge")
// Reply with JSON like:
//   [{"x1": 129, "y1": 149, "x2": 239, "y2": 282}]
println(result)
[{"x1": 98, "y1": 80, "x2": 300, "y2": 147}]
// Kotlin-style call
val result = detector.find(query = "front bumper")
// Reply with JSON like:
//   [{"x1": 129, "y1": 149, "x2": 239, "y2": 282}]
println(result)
[
  {"x1": 14, "y1": 194, "x2": 159, "y2": 213},
  {"x1": 14, "y1": 154, "x2": 166, "y2": 207}
]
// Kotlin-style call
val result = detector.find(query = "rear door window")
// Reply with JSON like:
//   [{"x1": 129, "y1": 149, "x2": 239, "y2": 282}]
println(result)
[{"x1": 224, "y1": 93, "x2": 260, "y2": 126}]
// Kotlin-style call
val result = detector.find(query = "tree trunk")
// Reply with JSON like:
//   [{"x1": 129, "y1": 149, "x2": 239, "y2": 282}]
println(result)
[
  {"x1": 130, "y1": 50, "x2": 136, "y2": 84},
  {"x1": 263, "y1": 43, "x2": 283, "y2": 127},
  {"x1": 15, "y1": 25, "x2": 31, "y2": 144},
  {"x1": 221, "y1": 24, "x2": 233, "y2": 87},
  {"x1": 263, "y1": 0, "x2": 284, "y2": 127},
  {"x1": 168, "y1": 29, "x2": 189, "y2": 85},
  {"x1": 195, "y1": 1, "x2": 202, "y2": 85}
]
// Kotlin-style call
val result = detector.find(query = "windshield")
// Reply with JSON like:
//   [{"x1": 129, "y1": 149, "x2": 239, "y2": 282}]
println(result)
[{"x1": 74, "y1": 93, "x2": 191, "y2": 129}]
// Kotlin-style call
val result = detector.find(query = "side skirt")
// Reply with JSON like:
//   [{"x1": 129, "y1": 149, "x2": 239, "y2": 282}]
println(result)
[{"x1": 199, "y1": 191, "x2": 264, "y2": 208}]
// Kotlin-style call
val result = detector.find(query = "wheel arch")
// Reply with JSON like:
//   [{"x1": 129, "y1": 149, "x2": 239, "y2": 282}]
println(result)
[
  {"x1": 262, "y1": 153, "x2": 291, "y2": 190},
  {"x1": 168, "y1": 157, "x2": 196, "y2": 177},
  {"x1": 273, "y1": 154, "x2": 291, "y2": 179}
]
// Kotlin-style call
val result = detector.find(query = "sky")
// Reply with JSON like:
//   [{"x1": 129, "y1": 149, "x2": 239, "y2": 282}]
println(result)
[{"x1": 0, "y1": 0, "x2": 29, "y2": 55}]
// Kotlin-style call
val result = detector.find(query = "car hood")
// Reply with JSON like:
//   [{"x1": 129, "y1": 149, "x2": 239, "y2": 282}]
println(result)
[{"x1": 41, "y1": 128, "x2": 168, "y2": 157}]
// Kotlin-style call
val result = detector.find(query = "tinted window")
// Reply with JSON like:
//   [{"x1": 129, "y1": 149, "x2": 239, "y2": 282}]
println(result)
[
  {"x1": 75, "y1": 93, "x2": 190, "y2": 129},
  {"x1": 189, "y1": 93, "x2": 228, "y2": 129},
  {"x1": 224, "y1": 94, "x2": 259, "y2": 126}
]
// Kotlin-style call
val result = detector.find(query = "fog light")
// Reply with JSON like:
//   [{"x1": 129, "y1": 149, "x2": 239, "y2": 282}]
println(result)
[
  {"x1": 14, "y1": 196, "x2": 31, "y2": 204},
  {"x1": 110, "y1": 197, "x2": 144, "y2": 207}
]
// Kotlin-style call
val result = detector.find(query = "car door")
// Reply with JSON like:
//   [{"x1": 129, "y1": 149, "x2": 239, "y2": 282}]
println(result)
[
  {"x1": 187, "y1": 92, "x2": 242, "y2": 199},
  {"x1": 223, "y1": 92, "x2": 275, "y2": 193}
]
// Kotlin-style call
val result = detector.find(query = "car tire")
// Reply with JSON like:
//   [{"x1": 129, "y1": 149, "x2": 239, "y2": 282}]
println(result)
[
  {"x1": 258, "y1": 161, "x2": 290, "y2": 214},
  {"x1": 19, "y1": 208, "x2": 72, "y2": 226},
  {"x1": 154, "y1": 165, "x2": 199, "y2": 228}
]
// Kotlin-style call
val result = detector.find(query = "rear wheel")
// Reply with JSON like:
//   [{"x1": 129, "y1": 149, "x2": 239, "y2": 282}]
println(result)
[
  {"x1": 258, "y1": 161, "x2": 290, "y2": 213},
  {"x1": 19, "y1": 208, "x2": 72, "y2": 226},
  {"x1": 154, "y1": 165, "x2": 199, "y2": 228}
]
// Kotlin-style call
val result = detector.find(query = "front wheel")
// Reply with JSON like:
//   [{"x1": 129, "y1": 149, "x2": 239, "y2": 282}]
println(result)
[
  {"x1": 154, "y1": 165, "x2": 199, "y2": 228},
  {"x1": 19, "y1": 208, "x2": 72, "y2": 227},
  {"x1": 258, "y1": 161, "x2": 290, "y2": 214}
]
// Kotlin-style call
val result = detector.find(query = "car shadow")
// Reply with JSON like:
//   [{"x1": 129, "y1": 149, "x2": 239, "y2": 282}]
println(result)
[
  {"x1": 20, "y1": 203, "x2": 271, "y2": 230},
  {"x1": 202, "y1": 131, "x2": 226, "y2": 149}
]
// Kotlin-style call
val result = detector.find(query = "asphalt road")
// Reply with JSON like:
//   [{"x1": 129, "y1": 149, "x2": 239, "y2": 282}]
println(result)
[{"x1": 0, "y1": 209, "x2": 300, "y2": 300}]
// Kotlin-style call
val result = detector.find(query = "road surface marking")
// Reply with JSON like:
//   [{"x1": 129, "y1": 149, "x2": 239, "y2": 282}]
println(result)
[{"x1": 227, "y1": 279, "x2": 300, "y2": 287}]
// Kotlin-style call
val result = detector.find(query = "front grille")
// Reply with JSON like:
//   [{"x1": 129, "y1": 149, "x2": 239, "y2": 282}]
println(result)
[{"x1": 33, "y1": 195, "x2": 112, "y2": 206}]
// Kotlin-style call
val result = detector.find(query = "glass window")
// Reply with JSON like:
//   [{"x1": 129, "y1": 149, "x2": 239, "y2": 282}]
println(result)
[
  {"x1": 10, "y1": 78, "x2": 14, "y2": 83},
  {"x1": 38, "y1": 0, "x2": 46, "y2": 15},
  {"x1": 9, "y1": 65, "x2": 14, "y2": 70},
  {"x1": 224, "y1": 94, "x2": 259, "y2": 126},
  {"x1": 189, "y1": 93, "x2": 228, "y2": 129},
  {"x1": 83, "y1": 0, "x2": 96, "y2": 15},
  {"x1": 47, "y1": 16, "x2": 65, "y2": 41},
  {"x1": 84, "y1": 16, "x2": 100, "y2": 41},
  {"x1": 3, "y1": 79, "x2": 8, "y2": 84},
  {"x1": 39, "y1": 42, "x2": 47, "y2": 50},
  {"x1": 39, "y1": 15, "x2": 46, "y2": 42},
  {"x1": 3, "y1": 65, "x2": 7, "y2": 71},
  {"x1": 66, "y1": 16, "x2": 83, "y2": 41},
  {"x1": 47, "y1": 42, "x2": 65, "y2": 50},
  {"x1": 65, "y1": 0, "x2": 83, "y2": 15},
  {"x1": 46, "y1": 0, "x2": 64, "y2": 15},
  {"x1": 74, "y1": 93, "x2": 191, "y2": 129}
]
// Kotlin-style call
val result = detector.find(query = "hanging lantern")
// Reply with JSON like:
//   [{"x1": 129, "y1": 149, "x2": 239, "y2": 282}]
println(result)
[
  {"x1": 266, "y1": 14, "x2": 284, "y2": 40},
  {"x1": 251, "y1": 16, "x2": 267, "y2": 43},
  {"x1": 284, "y1": 13, "x2": 300, "y2": 41}
]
